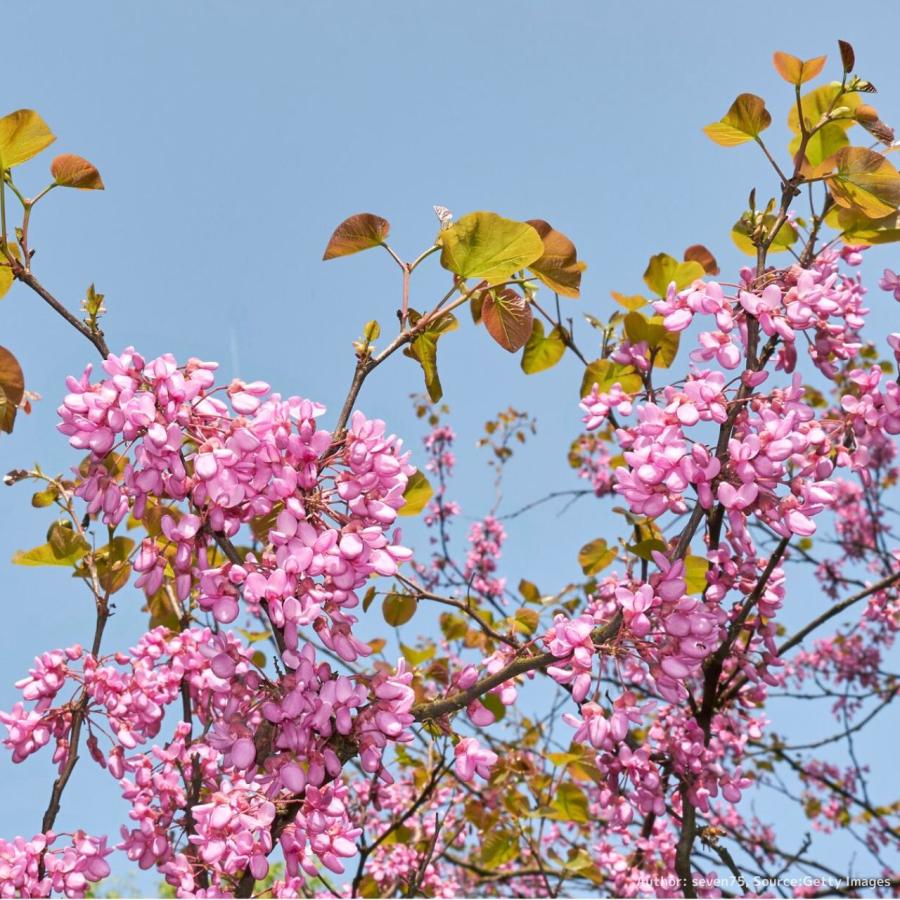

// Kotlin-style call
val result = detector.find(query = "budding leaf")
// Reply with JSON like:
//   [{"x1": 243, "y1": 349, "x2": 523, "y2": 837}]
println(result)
[
  {"x1": 703, "y1": 93, "x2": 771, "y2": 146},
  {"x1": 731, "y1": 215, "x2": 798, "y2": 256},
  {"x1": 51, "y1": 153, "x2": 104, "y2": 189},
  {"x1": 525, "y1": 219, "x2": 586, "y2": 298},
  {"x1": 838, "y1": 39, "x2": 855, "y2": 74},
  {"x1": 772, "y1": 51, "x2": 827, "y2": 86},
  {"x1": 322, "y1": 213, "x2": 390, "y2": 260},
  {"x1": 398, "y1": 470, "x2": 433, "y2": 517},
  {"x1": 0, "y1": 109, "x2": 55, "y2": 168},
  {"x1": 437, "y1": 212, "x2": 543, "y2": 285},
  {"x1": 482, "y1": 288, "x2": 533, "y2": 353}
]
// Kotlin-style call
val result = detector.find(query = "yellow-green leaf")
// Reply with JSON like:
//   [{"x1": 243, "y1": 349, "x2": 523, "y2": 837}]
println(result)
[
  {"x1": 824, "y1": 147, "x2": 900, "y2": 218},
  {"x1": 403, "y1": 310, "x2": 458, "y2": 402},
  {"x1": 623, "y1": 311, "x2": 680, "y2": 369},
  {"x1": 383, "y1": 592, "x2": 417, "y2": 627},
  {"x1": 772, "y1": 51, "x2": 827, "y2": 86},
  {"x1": 643, "y1": 253, "x2": 704, "y2": 297},
  {"x1": 13, "y1": 537, "x2": 89, "y2": 567},
  {"x1": 480, "y1": 831, "x2": 519, "y2": 868},
  {"x1": 482, "y1": 288, "x2": 533, "y2": 352},
  {"x1": 788, "y1": 85, "x2": 859, "y2": 166},
  {"x1": 521, "y1": 319, "x2": 565, "y2": 374},
  {"x1": 731, "y1": 215, "x2": 798, "y2": 256},
  {"x1": 512, "y1": 607, "x2": 540, "y2": 635},
  {"x1": 322, "y1": 213, "x2": 390, "y2": 260},
  {"x1": 580, "y1": 358, "x2": 642, "y2": 398},
  {"x1": 526, "y1": 219, "x2": 586, "y2": 298},
  {"x1": 550, "y1": 783, "x2": 590, "y2": 823},
  {"x1": 0, "y1": 110, "x2": 55, "y2": 168},
  {"x1": 703, "y1": 93, "x2": 771, "y2": 146},
  {"x1": 400, "y1": 642, "x2": 435, "y2": 666},
  {"x1": 399, "y1": 470, "x2": 433, "y2": 517},
  {"x1": 51, "y1": 153, "x2": 104, "y2": 189},
  {"x1": 578, "y1": 538, "x2": 617, "y2": 576},
  {"x1": 825, "y1": 205, "x2": 900, "y2": 245},
  {"x1": 611, "y1": 291, "x2": 647, "y2": 311},
  {"x1": 438, "y1": 212, "x2": 543, "y2": 285},
  {"x1": 0, "y1": 265, "x2": 13, "y2": 301},
  {"x1": 685, "y1": 555, "x2": 710, "y2": 594}
]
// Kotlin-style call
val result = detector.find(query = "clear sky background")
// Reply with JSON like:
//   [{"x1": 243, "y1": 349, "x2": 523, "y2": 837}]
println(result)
[{"x1": 0, "y1": 2, "x2": 898, "y2": 895}]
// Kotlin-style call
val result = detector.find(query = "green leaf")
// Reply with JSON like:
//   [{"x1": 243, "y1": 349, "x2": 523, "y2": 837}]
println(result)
[
  {"x1": 643, "y1": 253, "x2": 704, "y2": 297},
  {"x1": 578, "y1": 538, "x2": 617, "y2": 576},
  {"x1": 772, "y1": 51, "x2": 827, "y2": 86},
  {"x1": 520, "y1": 319, "x2": 565, "y2": 374},
  {"x1": 482, "y1": 288, "x2": 533, "y2": 352},
  {"x1": 147, "y1": 587, "x2": 180, "y2": 631},
  {"x1": 480, "y1": 831, "x2": 519, "y2": 868},
  {"x1": 703, "y1": 93, "x2": 771, "y2": 146},
  {"x1": 627, "y1": 538, "x2": 668, "y2": 561},
  {"x1": 438, "y1": 212, "x2": 543, "y2": 285},
  {"x1": 362, "y1": 584, "x2": 377, "y2": 613},
  {"x1": 403, "y1": 310, "x2": 458, "y2": 402},
  {"x1": 525, "y1": 219, "x2": 586, "y2": 298},
  {"x1": 322, "y1": 213, "x2": 390, "y2": 260},
  {"x1": 398, "y1": 470, "x2": 433, "y2": 517},
  {"x1": 13, "y1": 535, "x2": 89, "y2": 568},
  {"x1": 518, "y1": 578, "x2": 542, "y2": 603},
  {"x1": 823, "y1": 147, "x2": 900, "y2": 218},
  {"x1": 51, "y1": 153, "x2": 104, "y2": 189},
  {"x1": 550, "y1": 783, "x2": 590, "y2": 823},
  {"x1": 685, "y1": 555, "x2": 710, "y2": 594},
  {"x1": 580, "y1": 358, "x2": 642, "y2": 399},
  {"x1": 0, "y1": 109, "x2": 55, "y2": 168},
  {"x1": 382, "y1": 592, "x2": 417, "y2": 627},
  {"x1": 481, "y1": 692, "x2": 506, "y2": 722},
  {"x1": 731, "y1": 215, "x2": 798, "y2": 256}
]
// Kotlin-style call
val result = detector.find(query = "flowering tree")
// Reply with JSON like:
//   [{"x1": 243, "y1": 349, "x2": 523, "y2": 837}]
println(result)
[{"x1": 0, "y1": 41, "x2": 898, "y2": 899}]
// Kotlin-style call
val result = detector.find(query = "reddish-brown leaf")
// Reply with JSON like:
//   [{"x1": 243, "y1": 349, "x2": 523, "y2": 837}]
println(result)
[
  {"x1": 322, "y1": 213, "x2": 390, "y2": 260},
  {"x1": 482, "y1": 288, "x2": 533, "y2": 353},
  {"x1": 683, "y1": 244, "x2": 719, "y2": 275},
  {"x1": 51, "y1": 153, "x2": 104, "y2": 189},
  {"x1": 525, "y1": 219, "x2": 586, "y2": 298}
]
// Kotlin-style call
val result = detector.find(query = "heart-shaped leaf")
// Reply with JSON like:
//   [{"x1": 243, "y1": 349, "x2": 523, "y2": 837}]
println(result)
[
  {"x1": 0, "y1": 109, "x2": 55, "y2": 168},
  {"x1": 323, "y1": 213, "x2": 390, "y2": 260},
  {"x1": 51, "y1": 153, "x2": 104, "y2": 189},
  {"x1": 482, "y1": 288, "x2": 533, "y2": 353},
  {"x1": 704, "y1": 94, "x2": 771, "y2": 147},
  {"x1": 526, "y1": 219, "x2": 586, "y2": 298}
]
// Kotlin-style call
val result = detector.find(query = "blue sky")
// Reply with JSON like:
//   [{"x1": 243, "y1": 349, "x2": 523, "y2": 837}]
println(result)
[{"x1": 0, "y1": 1, "x2": 898, "y2": 893}]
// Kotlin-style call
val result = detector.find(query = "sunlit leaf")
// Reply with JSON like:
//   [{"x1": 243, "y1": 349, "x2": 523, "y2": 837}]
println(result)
[
  {"x1": 13, "y1": 533, "x2": 89, "y2": 568},
  {"x1": 578, "y1": 538, "x2": 617, "y2": 576},
  {"x1": 627, "y1": 538, "x2": 668, "y2": 561},
  {"x1": 382, "y1": 592, "x2": 417, "y2": 627},
  {"x1": 481, "y1": 831, "x2": 519, "y2": 868},
  {"x1": 788, "y1": 85, "x2": 859, "y2": 166},
  {"x1": 703, "y1": 93, "x2": 771, "y2": 146},
  {"x1": 520, "y1": 319, "x2": 565, "y2": 374},
  {"x1": 398, "y1": 470, "x2": 433, "y2": 516},
  {"x1": 482, "y1": 288, "x2": 533, "y2": 352},
  {"x1": 518, "y1": 578, "x2": 542, "y2": 603},
  {"x1": 322, "y1": 213, "x2": 390, "y2": 260},
  {"x1": 731, "y1": 215, "x2": 798, "y2": 256},
  {"x1": 772, "y1": 51, "x2": 827, "y2": 86},
  {"x1": 512, "y1": 607, "x2": 540, "y2": 635},
  {"x1": 549, "y1": 783, "x2": 590, "y2": 823},
  {"x1": 610, "y1": 291, "x2": 647, "y2": 311},
  {"x1": 823, "y1": 147, "x2": 900, "y2": 218},
  {"x1": 643, "y1": 253, "x2": 704, "y2": 297},
  {"x1": 685, "y1": 555, "x2": 710, "y2": 594},
  {"x1": 438, "y1": 212, "x2": 543, "y2": 285},
  {"x1": 400, "y1": 642, "x2": 435, "y2": 666},
  {"x1": 51, "y1": 153, "x2": 104, "y2": 189},
  {"x1": 580, "y1": 358, "x2": 642, "y2": 398},
  {"x1": 0, "y1": 109, "x2": 55, "y2": 168},
  {"x1": 525, "y1": 219, "x2": 586, "y2": 298},
  {"x1": 623, "y1": 311, "x2": 680, "y2": 369},
  {"x1": 825, "y1": 205, "x2": 900, "y2": 245}
]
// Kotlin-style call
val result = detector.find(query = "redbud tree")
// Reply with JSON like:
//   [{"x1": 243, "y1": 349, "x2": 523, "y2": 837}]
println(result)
[{"x1": 0, "y1": 41, "x2": 898, "y2": 899}]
